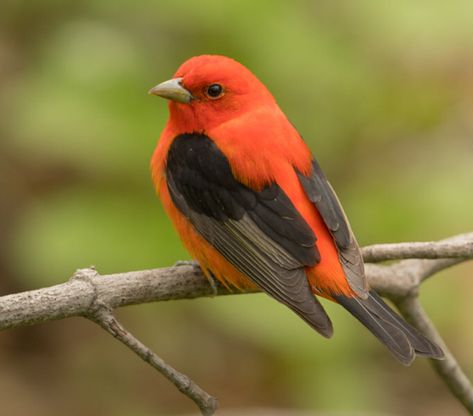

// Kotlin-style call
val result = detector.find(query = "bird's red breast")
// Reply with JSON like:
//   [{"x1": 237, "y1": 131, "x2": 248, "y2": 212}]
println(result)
[
  {"x1": 148, "y1": 54, "x2": 444, "y2": 364},
  {"x1": 151, "y1": 55, "x2": 354, "y2": 299}
]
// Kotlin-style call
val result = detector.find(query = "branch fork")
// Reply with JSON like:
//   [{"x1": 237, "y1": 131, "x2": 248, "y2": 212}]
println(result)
[
  {"x1": 71, "y1": 266, "x2": 219, "y2": 416},
  {"x1": 0, "y1": 233, "x2": 472, "y2": 415}
]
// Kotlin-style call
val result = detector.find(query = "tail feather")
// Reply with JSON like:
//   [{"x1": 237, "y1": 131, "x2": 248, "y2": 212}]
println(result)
[
  {"x1": 334, "y1": 291, "x2": 444, "y2": 365},
  {"x1": 366, "y1": 291, "x2": 444, "y2": 358}
]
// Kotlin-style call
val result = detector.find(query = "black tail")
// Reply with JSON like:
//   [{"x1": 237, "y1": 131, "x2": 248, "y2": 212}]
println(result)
[{"x1": 334, "y1": 291, "x2": 444, "y2": 365}]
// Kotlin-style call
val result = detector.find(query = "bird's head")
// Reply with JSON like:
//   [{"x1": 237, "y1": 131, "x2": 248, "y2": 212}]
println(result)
[{"x1": 149, "y1": 55, "x2": 275, "y2": 130}]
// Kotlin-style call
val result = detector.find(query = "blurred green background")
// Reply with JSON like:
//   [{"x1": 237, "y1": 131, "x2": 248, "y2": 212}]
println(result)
[{"x1": 1, "y1": 1, "x2": 472, "y2": 415}]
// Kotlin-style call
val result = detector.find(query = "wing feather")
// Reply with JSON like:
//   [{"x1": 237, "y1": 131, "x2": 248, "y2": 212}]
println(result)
[
  {"x1": 166, "y1": 134, "x2": 333, "y2": 337},
  {"x1": 297, "y1": 159, "x2": 368, "y2": 298}
]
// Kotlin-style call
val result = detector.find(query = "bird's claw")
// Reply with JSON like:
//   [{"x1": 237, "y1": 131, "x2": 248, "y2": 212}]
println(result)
[{"x1": 173, "y1": 260, "x2": 199, "y2": 268}]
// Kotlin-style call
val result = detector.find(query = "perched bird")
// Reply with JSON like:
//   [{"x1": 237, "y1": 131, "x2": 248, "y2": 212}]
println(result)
[{"x1": 149, "y1": 55, "x2": 443, "y2": 365}]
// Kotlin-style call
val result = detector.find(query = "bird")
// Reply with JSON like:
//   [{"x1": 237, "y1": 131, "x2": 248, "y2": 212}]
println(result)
[{"x1": 149, "y1": 54, "x2": 444, "y2": 365}]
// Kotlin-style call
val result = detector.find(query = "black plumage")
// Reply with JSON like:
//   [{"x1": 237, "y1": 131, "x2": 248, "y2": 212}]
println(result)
[
  {"x1": 334, "y1": 291, "x2": 444, "y2": 365},
  {"x1": 166, "y1": 134, "x2": 319, "y2": 265},
  {"x1": 166, "y1": 133, "x2": 332, "y2": 337},
  {"x1": 297, "y1": 160, "x2": 368, "y2": 298},
  {"x1": 165, "y1": 133, "x2": 444, "y2": 363},
  {"x1": 298, "y1": 159, "x2": 443, "y2": 364}
]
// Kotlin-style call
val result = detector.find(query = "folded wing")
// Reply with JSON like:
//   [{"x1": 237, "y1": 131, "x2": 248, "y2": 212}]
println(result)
[
  {"x1": 297, "y1": 159, "x2": 368, "y2": 298},
  {"x1": 166, "y1": 133, "x2": 333, "y2": 337}
]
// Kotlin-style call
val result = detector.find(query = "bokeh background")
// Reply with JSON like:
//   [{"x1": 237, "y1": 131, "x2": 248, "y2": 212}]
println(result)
[{"x1": 1, "y1": 1, "x2": 473, "y2": 415}]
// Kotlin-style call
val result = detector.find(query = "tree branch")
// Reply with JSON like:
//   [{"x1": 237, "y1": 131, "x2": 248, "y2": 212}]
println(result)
[
  {"x1": 397, "y1": 296, "x2": 473, "y2": 413},
  {"x1": 0, "y1": 232, "x2": 472, "y2": 415},
  {"x1": 362, "y1": 232, "x2": 473, "y2": 263},
  {"x1": 89, "y1": 305, "x2": 218, "y2": 416}
]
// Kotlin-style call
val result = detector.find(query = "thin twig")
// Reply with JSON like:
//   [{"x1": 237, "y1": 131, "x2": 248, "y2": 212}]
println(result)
[
  {"x1": 77, "y1": 267, "x2": 218, "y2": 415},
  {"x1": 89, "y1": 305, "x2": 218, "y2": 416},
  {"x1": 396, "y1": 296, "x2": 473, "y2": 414}
]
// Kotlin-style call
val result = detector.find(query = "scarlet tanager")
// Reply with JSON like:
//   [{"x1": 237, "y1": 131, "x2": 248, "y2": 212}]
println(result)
[{"x1": 149, "y1": 55, "x2": 443, "y2": 365}]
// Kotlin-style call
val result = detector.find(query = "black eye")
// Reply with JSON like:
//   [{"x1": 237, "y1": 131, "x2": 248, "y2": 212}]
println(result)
[{"x1": 206, "y1": 83, "x2": 223, "y2": 98}]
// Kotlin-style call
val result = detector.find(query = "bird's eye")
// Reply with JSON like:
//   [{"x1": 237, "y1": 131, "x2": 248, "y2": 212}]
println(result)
[{"x1": 206, "y1": 83, "x2": 224, "y2": 99}]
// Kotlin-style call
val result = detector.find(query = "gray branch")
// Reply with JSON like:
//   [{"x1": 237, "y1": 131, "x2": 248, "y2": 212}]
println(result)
[
  {"x1": 0, "y1": 232, "x2": 472, "y2": 415},
  {"x1": 362, "y1": 232, "x2": 473, "y2": 263},
  {"x1": 89, "y1": 305, "x2": 218, "y2": 416},
  {"x1": 397, "y1": 296, "x2": 473, "y2": 413}
]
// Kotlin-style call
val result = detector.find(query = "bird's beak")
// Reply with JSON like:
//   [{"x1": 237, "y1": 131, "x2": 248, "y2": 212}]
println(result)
[{"x1": 148, "y1": 77, "x2": 192, "y2": 103}]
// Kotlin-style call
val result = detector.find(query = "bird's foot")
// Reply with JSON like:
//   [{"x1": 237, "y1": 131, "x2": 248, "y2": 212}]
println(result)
[
  {"x1": 206, "y1": 272, "x2": 220, "y2": 297},
  {"x1": 173, "y1": 260, "x2": 199, "y2": 268}
]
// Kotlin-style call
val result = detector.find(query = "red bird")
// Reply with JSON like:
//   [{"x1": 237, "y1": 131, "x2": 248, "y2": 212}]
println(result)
[{"x1": 149, "y1": 55, "x2": 443, "y2": 365}]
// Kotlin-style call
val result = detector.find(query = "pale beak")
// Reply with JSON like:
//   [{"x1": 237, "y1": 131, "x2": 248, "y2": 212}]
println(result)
[{"x1": 148, "y1": 77, "x2": 192, "y2": 103}]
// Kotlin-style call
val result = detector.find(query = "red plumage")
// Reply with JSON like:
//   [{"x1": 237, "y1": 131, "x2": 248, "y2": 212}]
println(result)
[{"x1": 150, "y1": 55, "x2": 443, "y2": 364}]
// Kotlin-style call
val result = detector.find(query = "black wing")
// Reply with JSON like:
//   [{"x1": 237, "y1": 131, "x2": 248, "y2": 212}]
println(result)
[
  {"x1": 297, "y1": 159, "x2": 368, "y2": 298},
  {"x1": 297, "y1": 159, "x2": 445, "y2": 364},
  {"x1": 166, "y1": 133, "x2": 333, "y2": 337},
  {"x1": 334, "y1": 291, "x2": 444, "y2": 364}
]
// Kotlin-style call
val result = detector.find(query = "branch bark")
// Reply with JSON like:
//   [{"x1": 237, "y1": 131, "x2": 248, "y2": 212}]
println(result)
[
  {"x1": 0, "y1": 232, "x2": 472, "y2": 415},
  {"x1": 397, "y1": 296, "x2": 473, "y2": 413},
  {"x1": 90, "y1": 305, "x2": 218, "y2": 416},
  {"x1": 362, "y1": 233, "x2": 473, "y2": 263}
]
